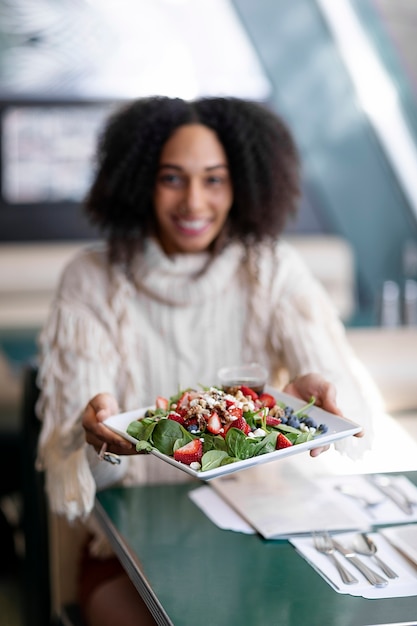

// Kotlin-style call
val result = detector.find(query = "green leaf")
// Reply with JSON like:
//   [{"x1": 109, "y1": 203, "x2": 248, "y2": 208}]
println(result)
[
  {"x1": 243, "y1": 410, "x2": 258, "y2": 429},
  {"x1": 135, "y1": 440, "x2": 153, "y2": 453},
  {"x1": 277, "y1": 423, "x2": 303, "y2": 435},
  {"x1": 294, "y1": 432, "x2": 314, "y2": 444},
  {"x1": 294, "y1": 396, "x2": 316, "y2": 417},
  {"x1": 220, "y1": 455, "x2": 239, "y2": 466},
  {"x1": 127, "y1": 418, "x2": 157, "y2": 442},
  {"x1": 252, "y1": 432, "x2": 278, "y2": 456},
  {"x1": 173, "y1": 436, "x2": 194, "y2": 453},
  {"x1": 225, "y1": 428, "x2": 258, "y2": 460},
  {"x1": 201, "y1": 433, "x2": 227, "y2": 453},
  {"x1": 201, "y1": 450, "x2": 231, "y2": 471},
  {"x1": 152, "y1": 420, "x2": 192, "y2": 455},
  {"x1": 281, "y1": 432, "x2": 298, "y2": 444}
]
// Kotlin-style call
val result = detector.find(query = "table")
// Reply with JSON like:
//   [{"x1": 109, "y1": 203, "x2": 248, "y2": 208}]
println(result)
[{"x1": 95, "y1": 475, "x2": 417, "y2": 626}]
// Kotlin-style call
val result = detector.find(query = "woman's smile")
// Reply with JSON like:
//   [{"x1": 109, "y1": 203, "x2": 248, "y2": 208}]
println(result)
[{"x1": 173, "y1": 216, "x2": 213, "y2": 236}]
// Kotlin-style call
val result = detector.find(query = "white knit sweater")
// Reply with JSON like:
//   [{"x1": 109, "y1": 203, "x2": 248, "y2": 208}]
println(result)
[{"x1": 36, "y1": 238, "x2": 381, "y2": 522}]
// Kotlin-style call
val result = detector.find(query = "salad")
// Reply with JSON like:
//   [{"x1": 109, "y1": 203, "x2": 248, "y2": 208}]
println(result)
[{"x1": 126, "y1": 385, "x2": 329, "y2": 473}]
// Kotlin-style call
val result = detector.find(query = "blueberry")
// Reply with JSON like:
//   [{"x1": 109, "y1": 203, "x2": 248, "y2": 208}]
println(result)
[
  {"x1": 284, "y1": 406, "x2": 294, "y2": 417},
  {"x1": 302, "y1": 417, "x2": 317, "y2": 428},
  {"x1": 318, "y1": 424, "x2": 328, "y2": 433},
  {"x1": 187, "y1": 425, "x2": 199, "y2": 433},
  {"x1": 280, "y1": 416, "x2": 288, "y2": 424},
  {"x1": 287, "y1": 416, "x2": 300, "y2": 429}
]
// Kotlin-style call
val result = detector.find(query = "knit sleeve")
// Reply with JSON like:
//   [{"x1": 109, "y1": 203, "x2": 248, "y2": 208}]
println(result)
[
  {"x1": 35, "y1": 259, "x2": 126, "y2": 521},
  {"x1": 269, "y1": 244, "x2": 383, "y2": 459}
]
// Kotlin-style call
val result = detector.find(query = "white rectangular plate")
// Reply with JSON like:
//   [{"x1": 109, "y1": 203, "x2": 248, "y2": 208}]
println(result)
[{"x1": 103, "y1": 386, "x2": 362, "y2": 481}]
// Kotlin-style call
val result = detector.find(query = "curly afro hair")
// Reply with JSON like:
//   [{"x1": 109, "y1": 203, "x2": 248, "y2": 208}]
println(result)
[{"x1": 85, "y1": 96, "x2": 300, "y2": 264}]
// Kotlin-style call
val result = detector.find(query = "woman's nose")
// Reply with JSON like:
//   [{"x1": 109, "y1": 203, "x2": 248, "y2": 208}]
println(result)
[{"x1": 183, "y1": 179, "x2": 205, "y2": 211}]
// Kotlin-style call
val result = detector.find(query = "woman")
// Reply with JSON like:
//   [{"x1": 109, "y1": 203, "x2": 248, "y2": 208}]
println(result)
[{"x1": 36, "y1": 96, "x2": 378, "y2": 625}]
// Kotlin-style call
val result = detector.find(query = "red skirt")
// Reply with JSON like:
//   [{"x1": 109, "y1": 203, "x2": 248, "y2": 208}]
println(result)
[{"x1": 78, "y1": 539, "x2": 126, "y2": 615}]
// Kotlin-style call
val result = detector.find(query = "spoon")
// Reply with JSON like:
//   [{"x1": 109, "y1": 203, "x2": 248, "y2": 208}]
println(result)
[
  {"x1": 335, "y1": 484, "x2": 385, "y2": 514},
  {"x1": 352, "y1": 532, "x2": 398, "y2": 579}
]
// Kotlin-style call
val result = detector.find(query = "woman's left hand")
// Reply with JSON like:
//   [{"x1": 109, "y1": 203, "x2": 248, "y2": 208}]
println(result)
[{"x1": 283, "y1": 373, "x2": 364, "y2": 457}]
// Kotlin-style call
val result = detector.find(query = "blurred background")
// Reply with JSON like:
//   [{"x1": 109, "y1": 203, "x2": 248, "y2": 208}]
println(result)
[{"x1": 0, "y1": 1, "x2": 417, "y2": 624}]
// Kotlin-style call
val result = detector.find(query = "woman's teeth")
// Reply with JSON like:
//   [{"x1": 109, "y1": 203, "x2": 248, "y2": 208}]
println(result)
[{"x1": 177, "y1": 218, "x2": 209, "y2": 232}]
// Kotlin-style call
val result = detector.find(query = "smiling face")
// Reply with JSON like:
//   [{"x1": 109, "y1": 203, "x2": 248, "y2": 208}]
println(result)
[{"x1": 153, "y1": 124, "x2": 233, "y2": 255}]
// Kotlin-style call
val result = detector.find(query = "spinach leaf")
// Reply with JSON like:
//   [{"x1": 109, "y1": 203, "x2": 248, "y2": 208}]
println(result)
[
  {"x1": 252, "y1": 432, "x2": 278, "y2": 456},
  {"x1": 127, "y1": 418, "x2": 157, "y2": 442},
  {"x1": 225, "y1": 428, "x2": 258, "y2": 460},
  {"x1": 277, "y1": 423, "x2": 303, "y2": 435},
  {"x1": 172, "y1": 436, "x2": 194, "y2": 453},
  {"x1": 201, "y1": 450, "x2": 231, "y2": 471},
  {"x1": 152, "y1": 420, "x2": 192, "y2": 455},
  {"x1": 294, "y1": 432, "x2": 314, "y2": 444},
  {"x1": 135, "y1": 440, "x2": 153, "y2": 453},
  {"x1": 202, "y1": 433, "x2": 227, "y2": 453},
  {"x1": 243, "y1": 410, "x2": 258, "y2": 429},
  {"x1": 220, "y1": 455, "x2": 239, "y2": 466}
]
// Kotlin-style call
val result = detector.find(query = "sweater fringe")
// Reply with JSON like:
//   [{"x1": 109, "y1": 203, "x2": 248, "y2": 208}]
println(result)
[{"x1": 36, "y1": 302, "x2": 121, "y2": 518}]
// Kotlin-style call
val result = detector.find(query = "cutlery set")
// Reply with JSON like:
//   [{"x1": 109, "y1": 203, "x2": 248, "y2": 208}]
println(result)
[
  {"x1": 366, "y1": 474, "x2": 417, "y2": 516},
  {"x1": 335, "y1": 474, "x2": 417, "y2": 517},
  {"x1": 313, "y1": 530, "x2": 398, "y2": 587},
  {"x1": 334, "y1": 484, "x2": 385, "y2": 518},
  {"x1": 312, "y1": 474, "x2": 417, "y2": 589}
]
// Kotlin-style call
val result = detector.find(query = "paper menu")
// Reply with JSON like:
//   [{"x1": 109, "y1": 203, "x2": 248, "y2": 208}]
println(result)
[
  {"x1": 210, "y1": 463, "x2": 370, "y2": 539},
  {"x1": 188, "y1": 485, "x2": 255, "y2": 534},
  {"x1": 381, "y1": 524, "x2": 417, "y2": 566}
]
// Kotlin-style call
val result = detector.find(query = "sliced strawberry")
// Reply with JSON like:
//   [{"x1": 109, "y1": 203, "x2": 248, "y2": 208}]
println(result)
[
  {"x1": 259, "y1": 393, "x2": 276, "y2": 409},
  {"x1": 276, "y1": 433, "x2": 293, "y2": 449},
  {"x1": 240, "y1": 385, "x2": 259, "y2": 401},
  {"x1": 173, "y1": 439, "x2": 203, "y2": 465},
  {"x1": 266, "y1": 415, "x2": 281, "y2": 427},
  {"x1": 224, "y1": 416, "x2": 251, "y2": 436},
  {"x1": 176, "y1": 391, "x2": 192, "y2": 409},
  {"x1": 156, "y1": 396, "x2": 169, "y2": 410},
  {"x1": 167, "y1": 412, "x2": 185, "y2": 425},
  {"x1": 206, "y1": 411, "x2": 222, "y2": 434},
  {"x1": 227, "y1": 406, "x2": 243, "y2": 420}
]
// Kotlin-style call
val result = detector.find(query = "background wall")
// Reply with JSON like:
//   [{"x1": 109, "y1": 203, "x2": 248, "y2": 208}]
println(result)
[
  {"x1": 1, "y1": 0, "x2": 417, "y2": 322},
  {"x1": 232, "y1": 0, "x2": 417, "y2": 319}
]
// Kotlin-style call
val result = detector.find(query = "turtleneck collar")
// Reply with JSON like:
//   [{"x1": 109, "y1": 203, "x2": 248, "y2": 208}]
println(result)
[{"x1": 129, "y1": 238, "x2": 246, "y2": 306}]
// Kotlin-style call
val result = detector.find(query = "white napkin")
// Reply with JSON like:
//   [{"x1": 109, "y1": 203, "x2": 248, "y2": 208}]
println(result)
[
  {"x1": 188, "y1": 485, "x2": 255, "y2": 534},
  {"x1": 290, "y1": 530, "x2": 417, "y2": 598}
]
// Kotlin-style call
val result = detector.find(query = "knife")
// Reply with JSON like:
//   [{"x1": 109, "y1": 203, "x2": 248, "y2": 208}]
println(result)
[
  {"x1": 331, "y1": 539, "x2": 388, "y2": 587},
  {"x1": 367, "y1": 474, "x2": 415, "y2": 515}
]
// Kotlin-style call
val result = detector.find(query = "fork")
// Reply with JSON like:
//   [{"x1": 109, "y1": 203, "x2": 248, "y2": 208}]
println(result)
[{"x1": 313, "y1": 531, "x2": 358, "y2": 585}]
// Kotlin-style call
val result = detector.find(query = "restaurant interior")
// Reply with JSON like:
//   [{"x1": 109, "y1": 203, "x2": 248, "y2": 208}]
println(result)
[{"x1": 1, "y1": 1, "x2": 417, "y2": 625}]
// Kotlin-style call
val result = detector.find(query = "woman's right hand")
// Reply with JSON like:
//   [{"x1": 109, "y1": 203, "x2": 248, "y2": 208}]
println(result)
[{"x1": 82, "y1": 392, "x2": 136, "y2": 455}]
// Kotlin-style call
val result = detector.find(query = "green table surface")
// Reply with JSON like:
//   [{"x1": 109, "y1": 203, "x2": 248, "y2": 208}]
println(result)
[{"x1": 96, "y1": 474, "x2": 417, "y2": 626}]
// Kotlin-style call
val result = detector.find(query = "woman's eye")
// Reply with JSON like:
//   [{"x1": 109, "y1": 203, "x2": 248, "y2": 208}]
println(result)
[
  {"x1": 206, "y1": 175, "x2": 226, "y2": 186},
  {"x1": 159, "y1": 173, "x2": 184, "y2": 187}
]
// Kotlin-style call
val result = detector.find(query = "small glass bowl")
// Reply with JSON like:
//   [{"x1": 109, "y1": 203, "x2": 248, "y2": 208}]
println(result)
[{"x1": 217, "y1": 362, "x2": 268, "y2": 394}]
